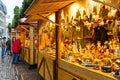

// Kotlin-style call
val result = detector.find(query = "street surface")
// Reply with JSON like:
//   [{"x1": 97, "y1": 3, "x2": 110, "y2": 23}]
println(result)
[{"x1": 0, "y1": 49, "x2": 40, "y2": 80}]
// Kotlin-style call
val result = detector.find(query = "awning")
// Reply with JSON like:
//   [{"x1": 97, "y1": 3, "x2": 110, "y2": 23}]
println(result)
[
  {"x1": 25, "y1": 0, "x2": 75, "y2": 22},
  {"x1": 16, "y1": 25, "x2": 29, "y2": 32}
]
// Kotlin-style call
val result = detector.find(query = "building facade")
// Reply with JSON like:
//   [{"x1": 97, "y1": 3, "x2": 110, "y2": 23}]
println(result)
[{"x1": 0, "y1": 0, "x2": 7, "y2": 37}]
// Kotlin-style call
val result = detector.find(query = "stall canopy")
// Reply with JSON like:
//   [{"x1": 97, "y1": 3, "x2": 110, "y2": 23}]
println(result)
[
  {"x1": 16, "y1": 17, "x2": 38, "y2": 32},
  {"x1": 25, "y1": 0, "x2": 75, "y2": 22},
  {"x1": 16, "y1": 25, "x2": 29, "y2": 32}
]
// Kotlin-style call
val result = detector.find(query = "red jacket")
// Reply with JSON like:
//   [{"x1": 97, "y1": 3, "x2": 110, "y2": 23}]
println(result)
[{"x1": 12, "y1": 39, "x2": 20, "y2": 53}]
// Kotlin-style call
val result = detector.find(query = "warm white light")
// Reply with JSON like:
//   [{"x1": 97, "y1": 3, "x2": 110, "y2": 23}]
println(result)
[
  {"x1": 70, "y1": 3, "x2": 79, "y2": 18},
  {"x1": 108, "y1": 9, "x2": 117, "y2": 17},
  {"x1": 81, "y1": 7, "x2": 84, "y2": 19},
  {"x1": 49, "y1": 13, "x2": 55, "y2": 22},
  {"x1": 111, "y1": 9, "x2": 117, "y2": 14},
  {"x1": 49, "y1": 13, "x2": 55, "y2": 27},
  {"x1": 71, "y1": 3, "x2": 79, "y2": 12},
  {"x1": 90, "y1": 0, "x2": 95, "y2": 6}
]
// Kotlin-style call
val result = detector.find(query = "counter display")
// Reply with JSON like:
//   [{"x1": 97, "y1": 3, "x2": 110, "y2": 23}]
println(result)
[
  {"x1": 59, "y1": 59, "x2": 117, "y2": 80},
  {"x1": 61, "y1": 40, "x2": 120, "y2": 79},
  {"x1": 37, "y1": 49, "x2": 119, "y2": 80}
]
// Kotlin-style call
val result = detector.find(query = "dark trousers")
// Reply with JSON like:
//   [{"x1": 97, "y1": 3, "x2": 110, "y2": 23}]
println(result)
[
  {"x1": 12, "y1": 53, "x2": 19, "y2": 64},
  {"x1": 5, "y1": 47, "x2": 11, "y2": 55},
  {"x1": 2, "y1": 48, "x2": 5, "y2": 57}
]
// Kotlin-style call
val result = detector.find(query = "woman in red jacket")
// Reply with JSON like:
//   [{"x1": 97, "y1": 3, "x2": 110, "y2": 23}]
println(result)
[{"x1": 12, "y1": 38, "x2": 20, "y2": 64}]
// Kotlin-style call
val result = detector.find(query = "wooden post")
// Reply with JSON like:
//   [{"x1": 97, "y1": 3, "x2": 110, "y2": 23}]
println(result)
[
  {"x1": 30, "y1": 26, "x2": 34, "y2": 64},
  {"x1": 22, "y1": 31, "x2": 26, "y2": 47},
  {"x1": 54, "y1": 10, "x2": 61, "y2": 80}
]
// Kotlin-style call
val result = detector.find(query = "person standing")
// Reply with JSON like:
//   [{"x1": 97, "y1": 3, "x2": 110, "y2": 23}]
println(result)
[
  {"x1": 1, "y1": 37, "x2": 6, "y2": 57},
  {"x1": 5, "y1": 38, "x2": 11, "y2": 55},
  {"x1": 0, "y1": 38, "x2": 2, "y2": 48},
  {"x1": 0, "y1": 38, "x2": 3, "y2": 56},
  {"x1": 12, "y1": 38, "x2": 20, "y2": 64}
]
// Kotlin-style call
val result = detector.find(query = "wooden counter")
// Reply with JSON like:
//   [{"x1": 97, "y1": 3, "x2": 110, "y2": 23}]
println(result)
[
  {"x1": 34, "y1": 49, "x2": 39, "y2": 64},
  {"x1": 23, "y1": 47, "x2": 30, "y2": 63},
  {"x1": 20, "y1": 47, "x2": 38, "y2": 65},
  {"x1": 58, "y1": 60, "x2": 117, "y2": 80},
  {"x1": 37, "y1": 53, "x2": 117, "y2": 80}
]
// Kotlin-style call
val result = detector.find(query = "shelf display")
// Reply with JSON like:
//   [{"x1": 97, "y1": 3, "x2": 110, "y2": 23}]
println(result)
[
  {"x1": 34, "y1": 34, "x2": 38, "y2": 49},
  {"x1": 61, "y1": 39, "x2": 120, "y2": 79},
  {"x1": 25, "y1": 37, "x2": 30, "y2": 48},
  {"x1": 39, "y1": 14, "x2": 56, "y2": 55},
  {"x1": 59, "y1": 1, "x2": 120, "y2": 79}
]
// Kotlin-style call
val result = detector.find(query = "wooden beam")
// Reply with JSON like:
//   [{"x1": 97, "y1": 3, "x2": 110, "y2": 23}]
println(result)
[
  {"x1": 41, "y1": 1, "x2": 74, "y2": 4},
  {"x1": 30, "y1": 27, "x2": 34, "y2": 64},
  {"x1": 54, "y1": 10, "x2": 62, "y2": 80},
  {"x1": 37, "y1": 14, "x2": 61, "y2": 27},
  {"x1": 21, "y1": 26, "x2": 29, "y2": 32}
]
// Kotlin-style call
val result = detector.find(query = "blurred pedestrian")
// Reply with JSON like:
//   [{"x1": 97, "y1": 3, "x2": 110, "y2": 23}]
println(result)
[
  {"x1": 12, "y1": 38, "x2": 20, "y2": 64},
  {"x1": 5, "y1": 38, "x2": 11, "y2": 55},
  {"x1": 0, "y1": 38, "x2": 2, "y2": 48},
  {"x1": 1, "y1": 37, "x2": 6, "y2": 57}
]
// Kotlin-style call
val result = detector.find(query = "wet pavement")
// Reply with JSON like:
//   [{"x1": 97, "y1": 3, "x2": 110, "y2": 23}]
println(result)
[
  {"x1": 0, "y1": 56, "x2": 16, "y2": 80},
  {"x1": 0, "y1": 49, "x2": 40, "y2": 80}
]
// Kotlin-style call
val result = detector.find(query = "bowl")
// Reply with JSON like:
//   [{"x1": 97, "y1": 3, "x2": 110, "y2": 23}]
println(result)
[{"x1": 101, "y1": 66, "x2": 112, "y2": 73}]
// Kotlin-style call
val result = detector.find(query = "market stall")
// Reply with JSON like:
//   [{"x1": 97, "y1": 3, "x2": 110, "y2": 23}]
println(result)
[
  {"x1": 15, "y1": 25, "x2": 30, "y2": 63},
  {"x1": 30, "y1": 22, "x2": 39, "y2": 65},
  {"x1": 36, "y1": 14, "x2": 56, "y2": 80},
  {"x1": 24, "y1": 0, "x2": 120, "y2": 80},
  {"x1": 57, "y1": 1, "x2": 120, "y2": 80},
  {"x1": 16, "y1": 21, "x2": 40, "y2": 65}
]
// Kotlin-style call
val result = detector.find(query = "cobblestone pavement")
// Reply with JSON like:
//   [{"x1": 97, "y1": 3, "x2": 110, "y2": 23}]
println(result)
[
  {"x1": 0, "y1": 55, "x2": 17, "y2": 80},
  {"x1": 15, "y1": 60, "x2": 40, "y2": 80},
  {"x1": 0, "y1": 49, "x2": 40, "y2": 80}
]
